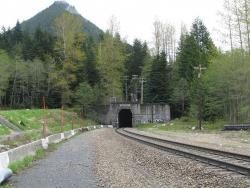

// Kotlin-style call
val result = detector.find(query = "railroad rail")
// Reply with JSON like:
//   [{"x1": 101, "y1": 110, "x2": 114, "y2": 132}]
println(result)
[{"x1": 116, "y1": 128, "x2": 250, "y2": 177}]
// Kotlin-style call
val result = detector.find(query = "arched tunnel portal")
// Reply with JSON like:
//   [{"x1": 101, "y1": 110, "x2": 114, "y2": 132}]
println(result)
[{"x1": 118, "y1": 109, "x2": 132, "y2": 128}]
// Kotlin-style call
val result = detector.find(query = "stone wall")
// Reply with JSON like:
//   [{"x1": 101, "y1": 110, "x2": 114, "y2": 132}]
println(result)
[{"x1": 98, "y1": 103, "x2": 171, "y2": 127}]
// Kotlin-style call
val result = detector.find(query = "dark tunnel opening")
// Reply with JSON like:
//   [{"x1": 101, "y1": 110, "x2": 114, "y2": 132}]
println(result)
[{"x1": 118, "y1": 109, "x2": 132, "y2": 128}]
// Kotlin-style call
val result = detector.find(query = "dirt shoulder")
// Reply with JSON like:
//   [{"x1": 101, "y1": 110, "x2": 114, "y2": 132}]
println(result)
[{"x1": 131, "y1": 128, "x2": 250, "y2": 156}]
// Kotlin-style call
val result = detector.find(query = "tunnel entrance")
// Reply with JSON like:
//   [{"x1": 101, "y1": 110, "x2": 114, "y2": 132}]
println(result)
[{"x1": 118, "y1": 109, "x2": 132, "y2": 128}]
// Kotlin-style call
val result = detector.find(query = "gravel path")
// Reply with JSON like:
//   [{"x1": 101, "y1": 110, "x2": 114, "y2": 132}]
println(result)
[
  {"x1": 12, "y1": 131, "x2": 98, "y2": 188},
  {"x1": 129, "y1": 128, "x2": 250, "y2": 156},
  {"x1": 94, "y1": 128, "x2": 250, "y2": 188}
]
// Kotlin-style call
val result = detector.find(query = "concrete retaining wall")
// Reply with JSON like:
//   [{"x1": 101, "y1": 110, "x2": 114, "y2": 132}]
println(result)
[
  {"x1": 0, "y1": 125, "x2": 113, "y2": 168},
  {"x1": 64, "y1": 131, "x2": 72, "y2": 139},
  {"x1": 47, "y1": 133, "x2": 62, "y2": 143},
  {"x1": 8, "y1": 140, "x2": 42, "y2": 163}
]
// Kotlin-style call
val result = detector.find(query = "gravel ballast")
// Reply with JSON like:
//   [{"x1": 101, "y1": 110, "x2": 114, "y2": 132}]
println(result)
[{"x1": 94, "y1": 128, "x2": 250, "y2": 188}]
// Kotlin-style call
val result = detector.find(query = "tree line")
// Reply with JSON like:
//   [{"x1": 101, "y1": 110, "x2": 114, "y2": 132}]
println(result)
[{"x1": 1, "y1": 8, "x2": 250, "y2": 124}]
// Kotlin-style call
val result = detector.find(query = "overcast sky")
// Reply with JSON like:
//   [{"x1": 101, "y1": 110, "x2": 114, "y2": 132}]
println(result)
[{"x1": 0, "y1": 0, "x2": 225, "y2": 48}]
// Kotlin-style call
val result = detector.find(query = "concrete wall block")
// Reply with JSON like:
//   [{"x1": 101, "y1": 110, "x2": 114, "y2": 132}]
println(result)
[
  {"x1": 47, "y1": 133, "x2": 62, "y2": 144},
  {"x1": 60, "y1": 133, "x2": 65, "y2": 140},
  {"x1": 0, "y1": 152, "x2": 9, "y2": 168},
  {"x1": 8, "y1": 140, "x2": 42, "y2": 163},
  {"x1": 74, "y1": 128, "x2": 81, "y2": 133},
  {"x1": 64, "y1": 131, "x2": 72, "y2": 139},
  {"x1": 81, "y1": 127, "x2": 88, "y2": 132},
  {"x1": 41, "y1": 137, "x2": 49, "y2": 149}
]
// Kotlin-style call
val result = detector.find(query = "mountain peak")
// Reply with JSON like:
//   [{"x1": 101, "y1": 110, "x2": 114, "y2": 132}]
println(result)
[
  {"x1": 54, "y1": 0, "x2": 68, "y2": 5},
  {"x1": 20, "y1": 1, "x2": 103, "y2": 40},
  {"x1": 53, "y1": 1, "x2": 79, "y2": 15}
]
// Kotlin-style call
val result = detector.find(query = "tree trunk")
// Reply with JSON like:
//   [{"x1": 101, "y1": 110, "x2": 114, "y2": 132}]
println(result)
[
  {"x1": 244, "y1": 0, "x2": 250, "y2": 54},
  {"x1": 234, "y1": 0, "x2": 244, "y2": 59}
]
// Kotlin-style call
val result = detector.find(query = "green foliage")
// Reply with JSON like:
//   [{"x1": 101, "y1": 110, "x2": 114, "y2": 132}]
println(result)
[
  {"x1": 145, "y1": 52, "x2": 171, "y2": 103},
  {"x1": 33, "y1": 27, "x2": 55, "y2": 61},
  {"x1": 20, "y1": 1, "x2": 102, "y2": 40},
  {"x1": 170, "y1": 76, "x2": 190, "y2": 117},
  {"x1": 137, "y1": 118, "x2": 227, "y2": 133},
  {"x1": 6, "y1": 58, "x2": 48, "y2": 108},
  {"x1": 174, "y1": 18, "x2": 217, "y2": 120},
  {"x1": 0, "y1": 185, "x2": 11, "y2": 188},
  {"x1": 126, "y1": 39, "x2": 148, "y2": 78},
  {"x1": 75, "y1": 82, "x2": 95, "y2": 114},
  {"x1": 177, "y1": 18, "x2": 216, "y2": 82},
  {"x1": 81, "y1": 37, "x2": 100, "y2": 86},
  {"x1": 97, "y1": 32, "x2": 127, "y2": 103},
  {"x1": 203, "y1": 51, "x2": 250, "y2": 123},
  {"x1": 12, "y1": 21, "x2": 23, "y2": 45},
  {"x1": 8, "y1": 148, "x2": 45, "y2": 174},
  {"x1": 0, "y1": 124, "x2": 11, "y2": 136},
  {"x1": 52, "y1": 11, "x2": 86, "y2": 105},
  {"x1": 0, "y1": 109, "x2": 92, "y2": 131},
  {"x1": 1, "y1": 131, "x2": 41, "y2": 148},
  {"x1": 0, "y1": 50, "x2": 13, "y2": 98}
]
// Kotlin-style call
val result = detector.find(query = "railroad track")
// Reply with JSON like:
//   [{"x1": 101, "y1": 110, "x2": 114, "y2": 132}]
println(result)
[{"x1": 116, "y1": 128, "x2": 250, "y2": 177}]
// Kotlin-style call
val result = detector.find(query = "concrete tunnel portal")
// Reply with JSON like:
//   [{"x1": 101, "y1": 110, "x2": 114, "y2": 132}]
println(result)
[{"x1": 118, "y1": 109, "x2": 132, "y2": 128}]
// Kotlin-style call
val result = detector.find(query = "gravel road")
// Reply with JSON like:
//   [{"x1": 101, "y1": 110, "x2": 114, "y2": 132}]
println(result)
[
  {"x1": 11, "y1": 128, "x2": 250, "y2": 188},
  {"x1": 12, "y1": 131, "x2": 98, "y2": 188}
]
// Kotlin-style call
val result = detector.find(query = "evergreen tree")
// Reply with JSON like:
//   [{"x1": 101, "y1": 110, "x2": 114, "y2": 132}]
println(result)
[
  {"x1": 22, "y1": 31, "x2": 35, "y2": 60},
  {"x1": 174, "y1": 18, "x2": 217, "y2": 120},
  {"x1": 0, "y1": 27, "x2": 13, "y2": 53},
  {"x1": 145, "y1": 52, "x2": 171, "y2": 103},
  {"x1": 126, "y1": 39, "x2": 148, "y2": 78},
  {"x1": 82, "y1": 37, "x2": 100, "y2": 86},
  {"x1": 53, "y1": 12, "x2": 85, "y2": 105},
  {"x1": 0, "y1": 50, "x2": 13, "y2": 104},
  {"x1": 177, "y1": 18, "x2": 216, "y2": 82},
  {"x1": 97, "y1": 31, "x2": 126, "y2": 103},
  {"x1": 12, "y1": 21, "x2": 23, "y2": 45},
  {"x1": 33, "y1": 27, "x2": 55, "y2": 61}
]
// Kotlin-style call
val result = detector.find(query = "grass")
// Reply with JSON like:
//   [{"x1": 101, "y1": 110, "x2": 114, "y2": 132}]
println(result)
[
  {"x1": 8, "y1": 148, "x2": 45, "y2": 174},
  {"x1": 0, "y1": 129, "x2": 83, "y2": 187},
  {"x1": 1, "y1": 131, "x2": 42, "y2": 148},
  {"x1": 0, "y1": 109, "x2": 96, "y2": 149},
  {"x1": 0, "y1": 185, "x2": 11, "y2": 188},
  {"x1": 136, "y1": 117, "x2": 227, "y2": 133},
  {"x1": 0, "y1": 144, "x2": 58, "y2": 188},
  {"x1": 0, "y1": 124, "x2": 11, "y2": 136},
  {"x1": 0, "y1": 109, "x2": 96, "y2": 131},
  {"x1": 0, "y1": 149, "x2": 46, "y2": 188}
]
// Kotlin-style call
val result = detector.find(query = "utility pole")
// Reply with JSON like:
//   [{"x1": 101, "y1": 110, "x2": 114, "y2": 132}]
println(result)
[
  {"x1": 123, "y1": 76, "x2": 129, "y2": 102},
  {"x1": 194, "y1": 64, "x2": 207, "y2": 130},
  {"x1": 110, "y1": 87, "x2": 116, "y2": 103},
  {"x1": 194, "y1": 64, "x2": 207, "y2": 79},
  {"x1": 42, "y1": 96, "x2": 47, "y2": 138},
  {"x1": 132, "y1": 75, "x2": 138, "y2": 102},
  {"x1": 140, "y1": 77, "x2": 146, "y2": 104},
  {"x1": 61, "y1": 105, "x2": 64, "y2": 133}
]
